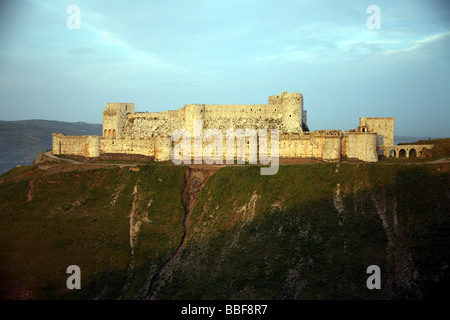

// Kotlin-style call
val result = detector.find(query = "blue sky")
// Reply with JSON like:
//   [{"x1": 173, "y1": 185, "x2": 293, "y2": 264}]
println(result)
[{"x1": 0, "y1": 0, "x2": 449, "y2": 137}]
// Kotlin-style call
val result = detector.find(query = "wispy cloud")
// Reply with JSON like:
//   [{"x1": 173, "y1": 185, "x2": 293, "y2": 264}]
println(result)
[{"x1": 383, "y1": 31, "x2": 450, "y2": 55}]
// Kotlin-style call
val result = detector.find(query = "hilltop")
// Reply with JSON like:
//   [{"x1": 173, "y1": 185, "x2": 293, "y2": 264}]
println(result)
[{"x1": 0, "y1": 140, "x2": 449, "y2": 300}]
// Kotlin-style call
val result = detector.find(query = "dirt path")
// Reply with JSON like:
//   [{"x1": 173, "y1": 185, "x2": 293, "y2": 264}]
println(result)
[
  {"x1": 42, "y1": 151, "x2": 450, "y2": 170},
  {"x1": 44, "y1": 151, "x2": 83, "y2": 164},
  {"x1": 43, "y1": 152, "x2": 146, "y2": 167},
  {"x1": 428, "y1": 157, "x2": 450, "y2": 163},
  {"x1": 26, "y1": 180, "x2": 33, "y2": 202}
]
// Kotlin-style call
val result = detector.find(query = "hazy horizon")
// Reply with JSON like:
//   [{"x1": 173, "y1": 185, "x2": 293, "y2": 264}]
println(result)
[{"x1": 1, "y1": 0, "x2": 449, "y2": 137}]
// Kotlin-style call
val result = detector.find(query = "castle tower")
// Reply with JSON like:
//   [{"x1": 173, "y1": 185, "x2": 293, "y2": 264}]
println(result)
[
  {"x1": 281, "y1": 91, "x2": 303, "y2": 132},
  {"x1": 102, "y1": 103, "x2": 135, "y2": 138},
  {"x1": 184, "y1": 104, "x2": 205, "y2": 135},
  {"x1": 359, "y1": 117, "x2": 395, "y2": 146}
]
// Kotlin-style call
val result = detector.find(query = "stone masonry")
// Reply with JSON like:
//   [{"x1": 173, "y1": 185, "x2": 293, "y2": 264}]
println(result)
[{"x1": 52, "y1": 91, "x2": 432, "y2": 162}]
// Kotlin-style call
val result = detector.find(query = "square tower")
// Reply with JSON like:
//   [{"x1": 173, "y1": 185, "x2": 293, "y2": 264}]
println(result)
[
  {"x1": 103, "y1": 103, "x2": 135, "y2": 138},
  {"x1": 359, "y1": 117, "x2": 395, "y2": 146}
]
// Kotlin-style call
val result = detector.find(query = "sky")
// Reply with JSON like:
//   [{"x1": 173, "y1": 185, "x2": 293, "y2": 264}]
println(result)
[{"x1": 0, "y1": 0, "x2": 449, "y2": 137}]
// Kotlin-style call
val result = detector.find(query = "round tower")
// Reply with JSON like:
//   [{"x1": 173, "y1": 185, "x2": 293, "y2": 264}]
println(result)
[
  {"x1": 184, "y1": 104, "x2": 205, "y2": 135},
  {"x1": 281, "y1": 92, "x2": 303, "y2": 132}
]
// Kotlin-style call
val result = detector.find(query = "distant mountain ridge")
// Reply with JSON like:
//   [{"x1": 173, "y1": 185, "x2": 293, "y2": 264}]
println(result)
[{"x1": 0, "y1": 119, "x2": 101, "y2": 172}]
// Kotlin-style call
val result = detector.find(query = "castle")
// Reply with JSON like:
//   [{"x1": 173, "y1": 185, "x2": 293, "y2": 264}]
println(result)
[{"x1": 52, "y1": 91, "x2": 433, "y2": 163}]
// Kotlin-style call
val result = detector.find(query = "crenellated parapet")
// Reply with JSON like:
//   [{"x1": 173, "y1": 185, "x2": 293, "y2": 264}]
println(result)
[{"x1": 51, "y1": 91, "x2": 415, "y2": 163}]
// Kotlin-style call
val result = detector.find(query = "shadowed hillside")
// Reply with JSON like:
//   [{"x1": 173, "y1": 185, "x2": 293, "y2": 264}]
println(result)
[{"x1": 0, "y1": 158, "x2": 449, "y2": 300}]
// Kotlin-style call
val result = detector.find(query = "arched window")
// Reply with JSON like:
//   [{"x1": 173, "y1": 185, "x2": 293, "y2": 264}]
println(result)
[{"x1": 112, "y1": 129, "x2": 116, "y2": 138}]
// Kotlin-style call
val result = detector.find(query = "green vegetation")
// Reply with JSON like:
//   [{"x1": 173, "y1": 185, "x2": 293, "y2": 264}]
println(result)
[
  {"x1": 0, "y1": 149, "x2": 449, "y2": 299},
  {"x1": 155, "y1": 163, "x2": 450, "y2": 299},
  {"x1": 0, "y1": 165, "x2": 186, "y2": 299}
]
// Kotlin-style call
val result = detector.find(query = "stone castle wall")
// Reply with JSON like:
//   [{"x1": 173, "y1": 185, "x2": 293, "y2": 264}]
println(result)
[
  {"x1": 52, "y1": 134, "x2": 100, "y2": 158},
  {"x1": 121, "y1": 112, "x2": 184, "y2": 139},
  {"x1": 51, "y1": 91, "x2": 398, "y2": 163},
  {"x1": 117, "y1": 91, "x2": 305, "y2": 138},
  {"x1": 171, "y1": 129, "x2": 377, "y2": 163},
  {"x1": 101, "y1": 136, "x2": 171, "y2": 161},
  {"x1": 344, "y1": 132, "x2": 378, "y2": 162}
]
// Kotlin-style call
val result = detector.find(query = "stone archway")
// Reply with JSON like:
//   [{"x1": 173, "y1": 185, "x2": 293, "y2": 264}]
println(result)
[
  {"x1": 399, "y1": 149, "x2": 406, "y2": 157},
  {"x1": 389, "y1": 149, "x2": 396, "y2": 157},
  {"x1": 409, "y1": 148, "x2": 417, "y2": 157}
]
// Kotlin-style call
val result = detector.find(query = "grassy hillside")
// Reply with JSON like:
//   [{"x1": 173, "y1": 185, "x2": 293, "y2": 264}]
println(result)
[
  {"x1": 0, "y1": 164, "x2": 186, "y2": 299},
  {"x1": 0, "y1": 159, "x2": 449, "y2": 300},
  {"x1": 154, "y1": 163, "x2": 450, "y2": 299}
]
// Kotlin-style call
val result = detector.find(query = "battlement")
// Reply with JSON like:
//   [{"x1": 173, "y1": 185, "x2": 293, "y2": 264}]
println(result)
[
  {"x1": 52, "y1": 90, "x2": 425, "y2": 164},
  {"x1": 102, "y1": 91, "x2": 307, "y2": 137}
]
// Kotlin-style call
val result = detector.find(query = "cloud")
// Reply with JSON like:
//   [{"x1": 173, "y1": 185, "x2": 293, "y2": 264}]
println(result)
[{"x1": 383, "y1": 31, "x2": 450, "y2": 56}]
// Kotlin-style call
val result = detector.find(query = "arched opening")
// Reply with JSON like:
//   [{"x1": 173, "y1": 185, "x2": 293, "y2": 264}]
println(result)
[
  {"x1": 362, "y1": 128, "x2": 366, "y2": 132},
  {"x1": 108, "y1": 129, "x2": 112, "y2": 137},
  {"x1": 112, "y1": 129, "x2": 116, "y2": 138},
  {"x1": 399, "y1": 149, "x2": 406, "y2": 157},
  {"x1": 389, "y1": 149, "x2": 396, "y2": 157},
  {"x1": 104, "y1": 129, "x2": 107, "y2": 136},
  {"x1": 379, "y1": 149, "x2": 386, "y2": 158},
  {"x1": 409, "y1": 149, "x2": 416, "y2": 158}
]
